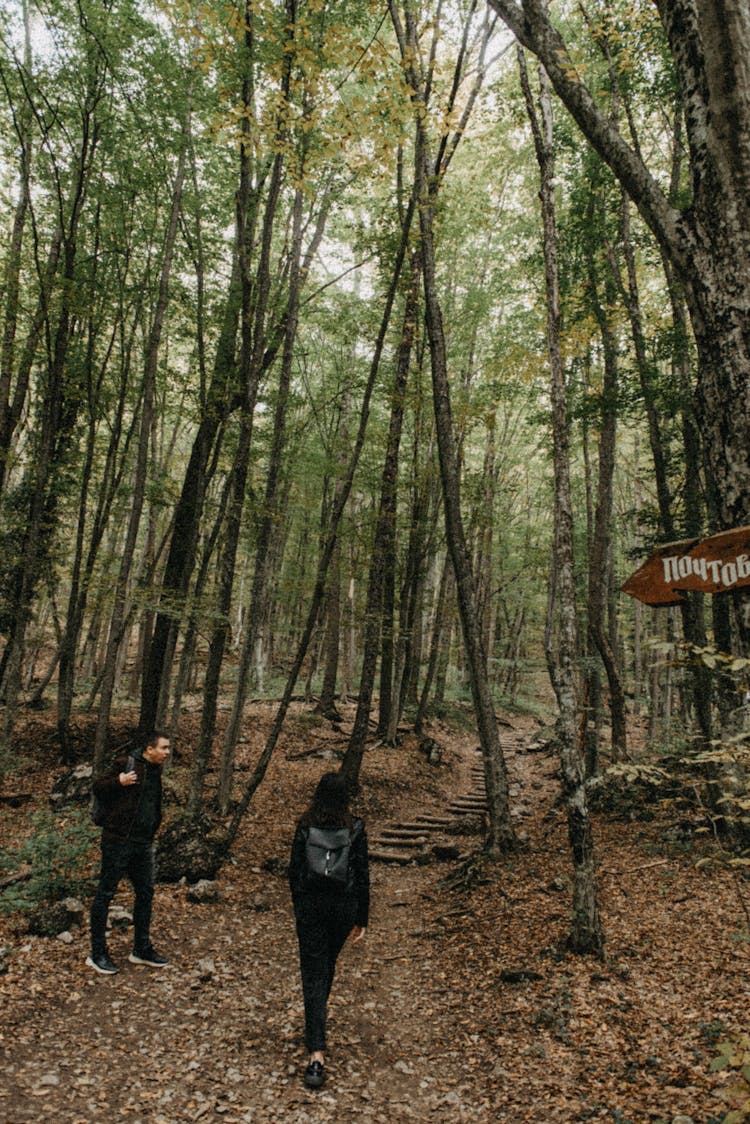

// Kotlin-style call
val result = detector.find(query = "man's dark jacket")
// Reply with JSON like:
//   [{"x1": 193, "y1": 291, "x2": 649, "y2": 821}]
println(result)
[{"x1": 93, "y1": 751, "x2": 163, "y2": 844}]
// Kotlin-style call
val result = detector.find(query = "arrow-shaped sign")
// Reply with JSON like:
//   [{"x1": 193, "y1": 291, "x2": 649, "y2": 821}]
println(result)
[{"x1": 622, "y1": 525, "x2": 750, "y2": 606}]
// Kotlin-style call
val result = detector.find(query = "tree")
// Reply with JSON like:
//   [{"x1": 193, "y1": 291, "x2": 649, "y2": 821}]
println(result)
[
  {"x1": 519, "y1": 48, "x2": 604, "y2": 954},
  {"x1": 488, "y1": 0, "x2": 750, "y2": 649},
  {"x1": 390, "y1": 0, "x2": 516, "y2": 856}
]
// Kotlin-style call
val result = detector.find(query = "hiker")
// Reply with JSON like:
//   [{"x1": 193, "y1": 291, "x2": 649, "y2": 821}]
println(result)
[
  {"x1": 289, "y1": 771, "x2": 370, "y2": 1088},
  {"x1": 86, "y1": 731, "x2": 171, "y2": 975}
]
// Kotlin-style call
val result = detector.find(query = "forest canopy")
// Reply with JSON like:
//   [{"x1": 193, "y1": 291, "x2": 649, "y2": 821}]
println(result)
[{"x1": 1, "y1": 0, "x2": 749, "y2": 876}]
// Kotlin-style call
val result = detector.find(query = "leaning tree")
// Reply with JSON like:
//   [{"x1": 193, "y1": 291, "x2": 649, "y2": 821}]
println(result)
[{"x1": 489, "y1": 0, "x2": 750, "y2": 647}]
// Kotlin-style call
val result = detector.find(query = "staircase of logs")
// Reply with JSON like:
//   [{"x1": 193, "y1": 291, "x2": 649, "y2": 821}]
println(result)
[{"x1": 369, "y1": 746, "x2": 492, "y2": 865}]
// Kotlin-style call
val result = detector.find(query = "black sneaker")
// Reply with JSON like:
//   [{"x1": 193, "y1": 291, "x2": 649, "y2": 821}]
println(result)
[
  {"x1": 86, "y1": 952, "x2": 118, "y2": 975},
  {"x1": 128, "y1": 946, "x2": 168, "y2": 967},
  {"x1": 304, "y1": 1060, "x2": 325, "y2": 1088}
]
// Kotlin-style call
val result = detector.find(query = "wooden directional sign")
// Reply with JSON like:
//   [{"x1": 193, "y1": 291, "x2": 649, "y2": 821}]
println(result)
[{"x1": 622, "y1": 525, "x2": 750, "y2": 606}]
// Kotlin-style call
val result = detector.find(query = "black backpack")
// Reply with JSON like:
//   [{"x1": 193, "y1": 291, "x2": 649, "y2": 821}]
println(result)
[
  {"x1": 91, "y1": 754, "x2": 135, "y2": 826},
  {"x1": 305, "y1": 824, "x2": 356, "y2": 889}
]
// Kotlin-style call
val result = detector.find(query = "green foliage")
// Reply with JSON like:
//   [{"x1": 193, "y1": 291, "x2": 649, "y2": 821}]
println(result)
[
  {"x1": 0, "y1": 809, "x2": 96, "y2": 914},
  {"x1": 711, "y1": 1035, "x2": 750, "y2": 1123}
]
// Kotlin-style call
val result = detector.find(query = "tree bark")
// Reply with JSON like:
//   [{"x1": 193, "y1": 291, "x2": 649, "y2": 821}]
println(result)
[
  {"x1": 520, "y1": 49, "x2": 604, "y2": 953},
  {"x1": 391, "y1": 0, "x2": 515, "y2": 855},
  {"x1": 93, "y1": 137, "x2": 186, "y2": 769},
  {"x1": 340, "y1": 240, "x2": 416, "y2": 788}
]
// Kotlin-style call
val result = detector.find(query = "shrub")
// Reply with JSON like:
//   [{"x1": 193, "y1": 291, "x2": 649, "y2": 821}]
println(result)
[{"x1": 0, "y1": 809, "x2": 96, "y2": 914}]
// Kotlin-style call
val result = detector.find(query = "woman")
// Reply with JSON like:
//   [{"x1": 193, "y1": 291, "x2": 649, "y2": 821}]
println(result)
[{"x1": 289, "y1": 771, "x2": 370, "y2": 1088}]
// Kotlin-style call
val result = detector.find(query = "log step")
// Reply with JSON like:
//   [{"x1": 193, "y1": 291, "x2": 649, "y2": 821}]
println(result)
[
  {"x1": 371, "y1": 836, "x2": 425, "y2": 850},
  {"x1": 369, "y1": 849, "x2": 414, "y2": 865},
  {"x1": 380, "y1": 827, "x2": 429, "y2": 840}
]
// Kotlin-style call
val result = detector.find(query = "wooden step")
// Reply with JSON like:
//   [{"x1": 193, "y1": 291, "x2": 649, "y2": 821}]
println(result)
[
  {"x1": 371, "y1": 836, "x2": 425, "y2": 850},
  {"x1": 380, "y1": 827, "x2": 429, "y2": 839},
  {"x1": 396, "y1": 821, "x2": 444, "y2": 832},
  {"x1": 369, "y1": 849, "x2": 414, "y2": 865}
]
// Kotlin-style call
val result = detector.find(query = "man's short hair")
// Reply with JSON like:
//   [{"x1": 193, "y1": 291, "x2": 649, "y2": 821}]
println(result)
[{"x1": 146, "y1": 730, "x2": 169, "y2": 747}]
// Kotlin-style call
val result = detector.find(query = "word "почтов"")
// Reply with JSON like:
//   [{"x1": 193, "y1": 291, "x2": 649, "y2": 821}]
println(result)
[{"x1": 662, "y1": 553, "x2": 750, "y2": 589}]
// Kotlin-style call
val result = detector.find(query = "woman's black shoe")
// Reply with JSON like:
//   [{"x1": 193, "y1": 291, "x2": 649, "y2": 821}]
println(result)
[{"x1": 304, "y1": 1060, "x2": 325, "y2": 1088}]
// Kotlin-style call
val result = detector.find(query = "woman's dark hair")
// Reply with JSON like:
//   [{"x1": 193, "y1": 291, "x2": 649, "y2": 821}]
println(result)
[{"x1": 300, "y1": 771, "x2": 353, "y2": 828}]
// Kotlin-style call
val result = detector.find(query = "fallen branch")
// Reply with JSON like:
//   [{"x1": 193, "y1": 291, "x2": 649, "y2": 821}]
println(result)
[
  {"x1": 0, "y1": 863, "x2": 33, "y2": 889},
  {"x1": 600, "y1": 859, "x2": 670, "y2": 877}
]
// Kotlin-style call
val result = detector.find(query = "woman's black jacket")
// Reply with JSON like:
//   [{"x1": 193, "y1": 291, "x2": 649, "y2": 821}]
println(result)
[{"x1": 288, "y1": 818, "x2": 370, "y2": 928}]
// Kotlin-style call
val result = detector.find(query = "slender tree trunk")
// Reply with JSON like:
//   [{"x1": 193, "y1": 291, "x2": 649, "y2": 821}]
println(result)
[
  {"x1": 415, "y1": 551, "x2": 453, "y2": 732},
  {"x1": 520, "y1": 51, "x2": 604, "y2": 953},
  {"x1": 217, "y1": 180, "x2": 308, "y2": 813},
  {"x1": 220, "y1": 179, "x2": 416, "y2": 846},
  {"x1": 390, "y1": 0, "x2": 514, "y2": 852},
  {"x1": 93, "y1": 142, "x2": 186, "y2": 768},
  {"x1": 341, "y1": 241, "x2": 416, "y2": 787},
  {"x1": 584, "y1": 208, "x2": 627, "y2": 763},
  {"x1": 316, "y1": 542, "x2": 343, "y2": 720}
]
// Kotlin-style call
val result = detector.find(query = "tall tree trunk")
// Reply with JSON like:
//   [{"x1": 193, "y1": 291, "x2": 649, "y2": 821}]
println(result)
[
  {"x1": 584, "y1": 204, "x2": 627, "y2": 763},
  {"x1": 221, "y1": 177, "x2": 416, "y2": 848},
  {"x1": 217, "y1": 179, "x2": 309, "y2": 813},
  {"x1": 490, "y1": 0, "x2": 750, "y2": 648},
  {"x1": 415, "y1": 551, "x2": 453, "y2": 733},
  {"x1": 340, "y1": 237, "x2": 416, "y2": 788},
  {"x1": 391, "y1": 0, "x2": 515, "y2": 854},
  {"x1": 2, "y1": 102, "x2": 100, "y2": 737},
  {"x1": 93, "y1": 141, "x2": 186, "y2": 768},
  {"x1": 520, "y1": 50, "x2": 604, "y2": 953}
]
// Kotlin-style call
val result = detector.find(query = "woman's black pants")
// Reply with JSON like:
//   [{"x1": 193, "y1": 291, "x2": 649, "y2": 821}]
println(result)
[{"x1": 294, "y1": 892, "x2": 357, "y2": 1052}]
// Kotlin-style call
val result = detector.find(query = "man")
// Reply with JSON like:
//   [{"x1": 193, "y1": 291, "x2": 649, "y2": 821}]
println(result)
[{"x1": 86, "y1": 731, "x2": 171, "y2": 975}]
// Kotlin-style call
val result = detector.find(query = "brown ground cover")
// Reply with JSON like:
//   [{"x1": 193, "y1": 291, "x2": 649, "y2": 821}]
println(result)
[{"x1": 0, "y1": 703, "x2": 747, "y2": 1122}]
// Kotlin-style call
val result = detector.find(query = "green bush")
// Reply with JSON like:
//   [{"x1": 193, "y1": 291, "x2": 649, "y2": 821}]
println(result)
[
  {"x1": 0, "y1": 809, "x2": 96, "y2": 914},
  {"x1": 711, "y1": 1034, "x2": 750, "y2": 1123}
]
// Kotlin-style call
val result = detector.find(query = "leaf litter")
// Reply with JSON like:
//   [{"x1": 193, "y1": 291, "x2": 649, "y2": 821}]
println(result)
[{"x1": 0, "y1": 703, "x2": 747, "y2": 1122}]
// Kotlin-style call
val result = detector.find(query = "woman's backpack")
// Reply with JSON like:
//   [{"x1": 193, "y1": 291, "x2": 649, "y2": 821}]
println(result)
[{"x1": 305, "y1": 824, "x2": 357, "y2": 889}]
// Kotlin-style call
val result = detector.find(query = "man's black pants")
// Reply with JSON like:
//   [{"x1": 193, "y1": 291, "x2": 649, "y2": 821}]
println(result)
[
  {"x1": 294, "y1": 892, "x2": 357, "y2": 1052},
  {"x1": 90, "y1": 837, "x2": 155, "y2": 956}
]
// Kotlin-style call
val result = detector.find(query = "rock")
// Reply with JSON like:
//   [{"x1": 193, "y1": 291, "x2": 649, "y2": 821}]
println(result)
[
  {"x1": 155, "y1": 814, "x2": 228, "y2": 883},
  {"x1": 417, "y1": 737, "x2": 443, "y2": 765},
  {"x1": 500, "y1": 968, "x2": 544, "y2": 984},
  {"x1": 443, "y1": 814, "x2": 485, "y2": 836},
  {"x1": 49, "y1": 764, "x2": 93, "y2": 811},
  {"x1": 186, "y1": 880, "x2": 221, "y2": 904},
  {"x1": 261, "y1": 856, "x2": 288, "y2": 877},
  {"x1": 548, "y1": 876, "x2": 567, "y2": 892},
  {"x1": 250, "y1": 893, "x2": 271, "y2": 912},
  {"x1": 108, "y1": 905, "x2": 133, "y2": 930},
  {"x1": 27, "y1": 897, "x2": 86, "y2": 937},
  {"x1": 61, "y1": 897, "x2": 85, "y2": 927},
  {"x1": 38, "y1": 1073, "x2": 60, "y2": 1087},
  {"x1": 671, "y1": 1117, "x2": 694, "y2": 1124},
  {"x1": 56, "y1": 930, "x2": 74, "y2": 944},
  {"x1": 195, "y1": 957, "x2": 215, "y2": 982}
]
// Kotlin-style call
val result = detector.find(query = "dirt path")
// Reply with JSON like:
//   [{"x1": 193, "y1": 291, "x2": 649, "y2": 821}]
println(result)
[
  {"x1": 2, "y1": 708, "x2": 748, "y2": 1122},
  {"x1": 0, "y1": 719, "x2": 524, "y2": 1123}
]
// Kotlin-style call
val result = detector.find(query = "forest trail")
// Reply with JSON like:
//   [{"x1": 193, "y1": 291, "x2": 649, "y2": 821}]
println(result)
[{"x1": 1, "y1": 708, "x2": 748, "y2": 1122}]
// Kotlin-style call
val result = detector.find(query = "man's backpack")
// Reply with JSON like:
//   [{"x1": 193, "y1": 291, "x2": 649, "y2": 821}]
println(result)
[
  {"x1": 91, "y1": 754, "x2": 135, "y2": 826},
  {"x1": 305, "y1": 825, "x2": 355, "y2": 889}
]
